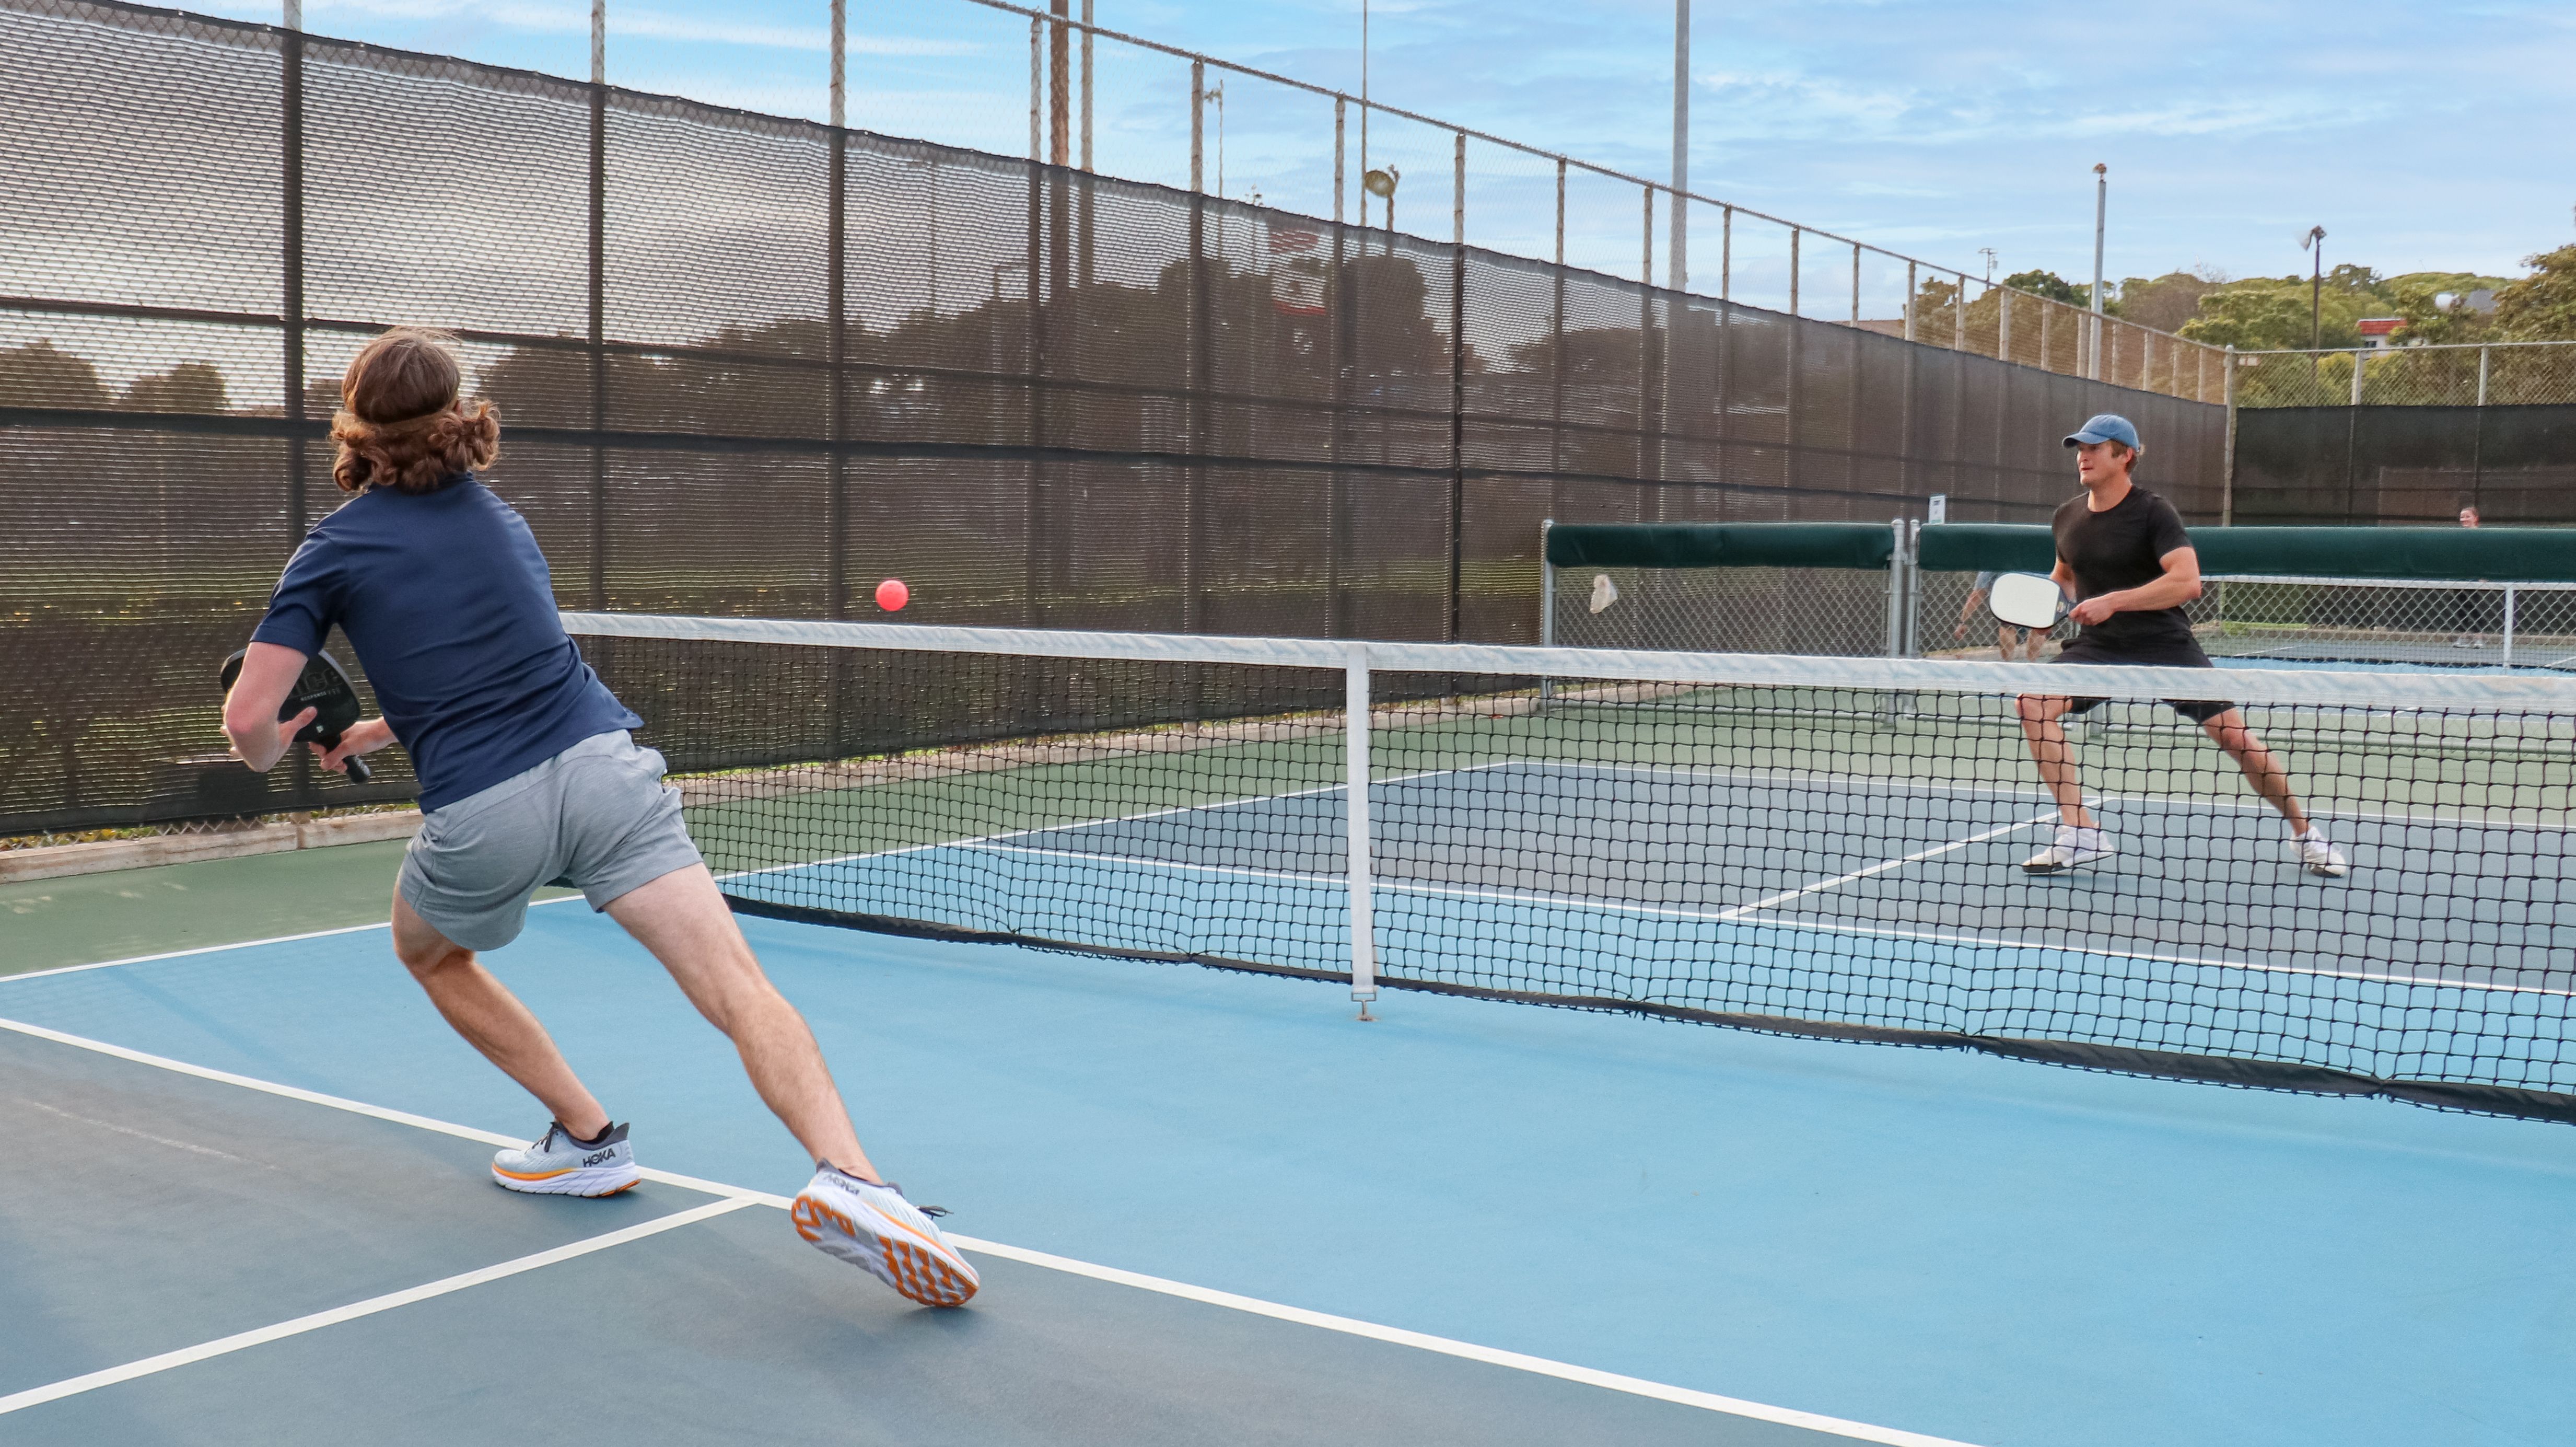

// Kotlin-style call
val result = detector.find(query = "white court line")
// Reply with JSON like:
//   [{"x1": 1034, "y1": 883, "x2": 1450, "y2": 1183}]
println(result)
[
  {"x1": 1491, "y1": 759, "x2": 2573, "y2": 831},
  {"x1": 0, "y1": 1015, "x2": 1979, "y2": 1446},
  {"x1": 0, "y1": 1197, "x2": 756, "y2": 1416},
  {"x1": 946, "y1": 842, "x2": 2576, "y2": 999},
  {"x1": 1708, "y1": 813, "x2": 2061, "y2": 921},
  {"x1": 0, "y1": 897, "x2": 587, "y2": 988}
]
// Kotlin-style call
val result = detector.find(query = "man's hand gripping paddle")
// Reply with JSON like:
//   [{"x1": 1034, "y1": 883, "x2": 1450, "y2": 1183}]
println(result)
[{"x1": 219, "y1": 648, "x2": 375, "y2": 783}]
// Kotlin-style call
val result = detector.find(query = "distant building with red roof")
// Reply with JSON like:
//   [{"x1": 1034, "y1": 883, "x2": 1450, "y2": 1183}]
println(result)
[{"x1": 2357, "y1": 317, "x2": 2406, "y2": 350}]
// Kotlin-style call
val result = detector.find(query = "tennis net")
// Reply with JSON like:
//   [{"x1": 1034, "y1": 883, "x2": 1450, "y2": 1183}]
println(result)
[{"x1": 565, "y1": 612, "x2": 2576, "y2": 1124}]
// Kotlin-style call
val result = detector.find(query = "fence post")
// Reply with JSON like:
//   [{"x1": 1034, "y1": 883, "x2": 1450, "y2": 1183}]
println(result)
[
  {"x1": 1186, "y1": 60, "x2": 1207, "y2": 647},
  {"x1": 587, "y1": 6, "x2": 607, "y2": 613},
  {"x1": 827, "y1": 0, "x2": 847, "y2": 624},
  {"x1": 1453, "y1": 131, "x2": 1473, "y2": 641},
  {"x1": 1078, "y1": 0, "x2": 1095, "y2": 284},
  {"x1": 1953, "y1": 276, "x2": 1966, "y2": 352},
  {"x1": 1640, "y1": 184, "x2": 1653, "y2": 284},
  {"x1": 1883, "y1": 517, "x2": 1905, "y2": 658},
  {"x1": 1903, "y1": 260, "x2": 1916, "y2": 342},
  {"x1": 1027, "y1": 17, "x2": 1040, "y2": 161},
  {"x1": 2221, "y1": 344, "x2": 2238, "y2": 526},
  {"x1": 2349, "y1": 347, "x2": 2364, "y2": 407},
  {"x1": 2503, "y1": 585, "x2": 2517, "y2": 667},
  {"x1": 2477, "y1": 344, "x2": 2490, "y2": 407},
  {"x1": 282, "y1": 14, "x2": 305, "y2": 536},
  {"x1": 1719, "y1": 205, "x2": 1731, "y2": 301},
  {"x1": 1788, "y1": 227, "x2": 1799, "y2": 317},
  {"x1": 1188, "y1": 60, "x2": 1202, "y2": 193},
  {"x1": 2039, "y1": 300, "x2": 2051, "y2": 372},
  {"x1": 1329, "y1": 102, "x2": 1350, "y2": 639},
  {"x1": 1345, "y1": 642, "x2": 1379, "y2": 1018},
  {"x1": 1026, "y1": 19, "x2": 1047, "y2": 631},
  {"x1": 1548, "y1": 158, "x2": 1564, "y2": 264},
  {"x1": 1849, "y1": 242, "x2": 1860, "y2": 327},
  {"x1": 1997, "y1": 285, "x2": 2012, "y2": 363}
]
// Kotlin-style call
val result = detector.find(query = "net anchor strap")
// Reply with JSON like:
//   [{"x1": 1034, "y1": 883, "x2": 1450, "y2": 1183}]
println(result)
[{"x1": 1345, "y1": 642, "x2": 1378, "y2": 1015}]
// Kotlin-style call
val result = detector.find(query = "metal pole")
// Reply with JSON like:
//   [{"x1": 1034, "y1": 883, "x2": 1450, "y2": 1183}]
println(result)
[
  {"x1": 1903, "y1": 260, "x2": 1916, "y2": 342},
  {"x1": 1554, "y1": 158, "x2": 1566, "y2": 264},
  {"x1": 1849, "y1": 242, "x2": 1860, "y2": 327},
  {"x1": 1997, "y1": 284, "x2": 2011, "y2": 363},
  {"x1": 1883, "y1": 518, "x2": 1904, "y2": 658},
  {"x1": 1669, "y1": 0, "x2": 1687, "y2": 292},
  {"x1": 828, "y1": 0, "x2": 847, "y2": 624},
  {"x1": 1450, "y1": 131, "x2": 1467, "y2": 645},
  {"x1": 1788, "y1": 227, "x2": 1799, "y2": 317},
  {"x1": 1334, "y1": 99, "x2": 1345, "y2": 224},
  {"x1": 1188, "y1": 60, "x2": 1203, "y2": 194},
  {"x1": 1641, "y1": 184, "x2": 1653, "y2": 285},
  {"x1": 1028, "y1": 17, "x2": 1040, "y2": 161},
  {"x1": 1359, "y1": 0, "x2": 1369, "y2": 226},
  {"x1": 2477, "y1": 344, "x2": 2490, "y2": 407},
  {"x1": 1049, "y1": 1, "x2": 1069, "y2": 167},
  {"x1": 282, "y1": 4, "x2": 304, "y2": 535},
  {"x1": 2349, "y1": 346, "x2": 2363, "y2": 406},
  {"x1": 1538, "y1": 519, "x2": 1555, "y2": 702},
  {"x1": 1344, "y1": 643, "x2": 1379, "y2": 1017},
  {"x1": 587, "y1": 0, "x2": 606, "y2": 612},
  {"x1": 2503, "y1": 585, "x2": 2517, "y2": 667},
  {"x1": 1953, "y1": 275, "x2": 1965, "y2": 351},
  {"x1": 2089, "y1": 163, "x2": 2106, "y2": 380},
  {"x1": 2221, "y1": 345, "x2": 2238, "y2": 526},
  {"x1": 1079, "y1": 0, "x2": 1093, "y2": 170},
  {"x1": 1719, "y1": 205, "x2": 1731, "y2": 300}
]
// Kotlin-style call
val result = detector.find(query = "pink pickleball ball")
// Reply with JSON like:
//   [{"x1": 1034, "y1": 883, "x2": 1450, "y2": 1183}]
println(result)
[{"x1": 874, "y1": 577, "x2": 910, "y2": 611}]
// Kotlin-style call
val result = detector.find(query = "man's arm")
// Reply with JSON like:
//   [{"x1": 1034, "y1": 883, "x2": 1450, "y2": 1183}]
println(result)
[
  {"x1": 2068, "y1": 547, "x2": 2202, "y2": 626},
  {"x1": 221, "y1": 642, "x2": 319, "y2": 772}
]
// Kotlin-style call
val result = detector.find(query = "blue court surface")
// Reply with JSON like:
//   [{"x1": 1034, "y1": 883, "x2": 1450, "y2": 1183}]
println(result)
[{"x1": 4, "y1": 893, "x2": 2573, "y2": 1446}]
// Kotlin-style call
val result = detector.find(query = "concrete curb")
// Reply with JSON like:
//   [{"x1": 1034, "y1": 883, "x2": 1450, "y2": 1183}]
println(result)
[{"x1": 0, "y1": 812, "x2": 423, "y2": 884}]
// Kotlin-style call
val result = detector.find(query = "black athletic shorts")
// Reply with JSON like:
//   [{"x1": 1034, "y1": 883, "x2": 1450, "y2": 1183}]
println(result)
[{"x1": 2046, "y1": 637, "x2": 2234, "y2": 724}]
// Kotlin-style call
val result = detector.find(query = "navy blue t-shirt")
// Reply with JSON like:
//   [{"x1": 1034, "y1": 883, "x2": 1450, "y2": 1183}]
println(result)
[{"x1": 250, "y1": 476, "x2": 639, "y2": 811}]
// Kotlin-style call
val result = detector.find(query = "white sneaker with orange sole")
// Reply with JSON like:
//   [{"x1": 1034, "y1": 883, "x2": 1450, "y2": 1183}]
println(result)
[
  {"x1": 792, "y1": 1165, "x2": 980, "y2": 1307},
  {"x1": 490, "y1": 1121, "x2": 640, "y2": 1197}
]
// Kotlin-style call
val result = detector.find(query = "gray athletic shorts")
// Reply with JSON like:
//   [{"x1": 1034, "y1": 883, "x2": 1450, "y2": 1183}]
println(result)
[{"x1": 398, "y1": 731, "x2": 702, "y2": 951}]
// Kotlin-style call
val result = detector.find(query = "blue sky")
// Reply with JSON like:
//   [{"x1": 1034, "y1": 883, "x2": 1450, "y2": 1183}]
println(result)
[{"x1": 199, "y1": 0, "x2": 2573, "y2": 305}]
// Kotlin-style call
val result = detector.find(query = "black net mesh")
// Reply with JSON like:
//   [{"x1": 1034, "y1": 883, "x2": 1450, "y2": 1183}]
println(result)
[
  {"x1": 2, "y1": 0, "x2": 2224, "y2": 833},
  {"x1": 570, "y1": 617, "x2": 2576, "y2": 1123}
]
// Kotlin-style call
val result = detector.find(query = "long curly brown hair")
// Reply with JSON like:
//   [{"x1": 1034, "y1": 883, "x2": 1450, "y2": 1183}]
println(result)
[{"x1": 329, "y1": 327, "x2": 500, "y2": 494}]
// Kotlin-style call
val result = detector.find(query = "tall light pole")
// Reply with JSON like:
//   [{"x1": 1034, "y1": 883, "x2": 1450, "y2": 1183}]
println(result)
[
  {"x1": 1359, "y1": 0, "x2": 1370, "y2": 228},
  {"x1": 2300, "y1": 224, "x2": 2326, "y2": 395},
  {"x1": 2089, "y1": 162, "x2": 2106, "y2": 379},
  {"x1": 1669, "y1": 0, "x2": 1687, "y2": 292}
]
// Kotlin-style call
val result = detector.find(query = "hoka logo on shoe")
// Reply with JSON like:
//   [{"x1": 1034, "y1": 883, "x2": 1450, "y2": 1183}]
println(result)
[{"x1": 582, "y1": 1148, "x2": 619, "y2": 1165}]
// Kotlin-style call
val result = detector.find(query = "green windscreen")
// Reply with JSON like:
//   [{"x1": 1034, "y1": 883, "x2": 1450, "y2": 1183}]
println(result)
[
  {"x1": 1545, "y1": 523, "x2": 1896, "y2": 571},
  {"x1": 1917, "y1": 523, "x2": 2576, "y2": 581}
]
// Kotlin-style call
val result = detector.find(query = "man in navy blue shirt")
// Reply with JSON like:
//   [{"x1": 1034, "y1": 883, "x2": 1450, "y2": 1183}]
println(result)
[{"x1": 223, "y1": 328, "x2": 976, "y2": 1307}]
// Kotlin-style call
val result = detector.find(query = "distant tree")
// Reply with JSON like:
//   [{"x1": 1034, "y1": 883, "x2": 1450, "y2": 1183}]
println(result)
[
  {"x1": 2179, "y1": 285, "x2": 2323, "y2": 351},
  {"x1": 123, "y1": 361, "x2": 229, "y2": 412},
  {"x1": 0, "y1": 340, "x2": 112, "y2": 408},
  {"x1": 2493, "y1": 244, "x2": 2576, "y2": 341},
  {"x1": 2002, "y1": 269, "x2": 2086, "y2": 307},
  {"x1": 2112, "y1": 272, "x2": 2216, "y2": 334}
]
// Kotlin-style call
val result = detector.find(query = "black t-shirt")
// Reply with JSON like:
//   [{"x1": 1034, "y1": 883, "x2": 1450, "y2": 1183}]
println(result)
[{"x1": 2050, "y1": 484, "x2": 2199, "y2": 656}]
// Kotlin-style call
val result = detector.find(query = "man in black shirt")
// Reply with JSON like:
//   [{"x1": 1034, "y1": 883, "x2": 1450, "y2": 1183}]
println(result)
[{"x1": 2014, "y1": 413, "x2": 2348, "y2": 877}]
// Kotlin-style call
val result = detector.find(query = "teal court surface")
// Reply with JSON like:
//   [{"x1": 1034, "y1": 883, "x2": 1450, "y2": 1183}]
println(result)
[{"x1": 3, "y1": 874, "x2": 2572, "y2": 1446}]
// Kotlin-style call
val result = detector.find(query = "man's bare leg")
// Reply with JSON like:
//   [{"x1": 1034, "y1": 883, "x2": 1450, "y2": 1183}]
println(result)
[
  {"x1": 394, "y1": 893, "x2": 610, "y2": 1138},
  {"x1": 2200, "y1": 709, "x2": 2314, "y2": 835},
  {"x1": 605, "y1": 865, "x2": 879, "y2": 1183},
  {"x1": 2015, "y1": 692, "x2": 2095, "y2": 827},
  {"x1": 1996, "y1": 626, "x2": 2022, "y2": 662}
]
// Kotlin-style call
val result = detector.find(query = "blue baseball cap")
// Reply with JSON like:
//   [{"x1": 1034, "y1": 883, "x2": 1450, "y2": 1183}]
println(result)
[{"x1": 2064, "y1": 413, "x2": 2141, "y2": 449}]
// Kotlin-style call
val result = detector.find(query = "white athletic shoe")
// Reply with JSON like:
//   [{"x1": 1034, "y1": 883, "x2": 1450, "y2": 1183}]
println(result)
[
  {"x1": 792, "y1": 1165, "x2": 981, "y2": 1307},
  {"x1": 491, "y1": 1121, "x2": 640, "y2": 1197},
  {"x1": 2293, "y1": 828, "x2": 2350, "y2": 878},
  {"x1": 2022, "y1": 825, "x2": 2115, "y2": 875}
]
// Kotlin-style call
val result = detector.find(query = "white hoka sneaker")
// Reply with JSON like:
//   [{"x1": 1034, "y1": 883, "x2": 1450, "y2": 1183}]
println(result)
[
  {"x1": 2293, "y1": 828, "x2": 2350, "y2": 878},
  {"x1": 2022, "y1": 824, "x2": 2115, "y2": 875},
  {"x1": 792, "y1": 1165, "x2": 980, "y2": 1307},
  {"x1": 491, "y1": 1121, "x2": 640, "y2": 1197}
]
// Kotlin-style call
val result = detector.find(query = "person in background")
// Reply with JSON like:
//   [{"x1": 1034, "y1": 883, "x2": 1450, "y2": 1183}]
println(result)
[
  {"x1": 1955, "y1": 570, "x2": 2043, "y2": 661},
  {"x1": 2451, "y1": 503, "x2": 2491, "y2": 647}
]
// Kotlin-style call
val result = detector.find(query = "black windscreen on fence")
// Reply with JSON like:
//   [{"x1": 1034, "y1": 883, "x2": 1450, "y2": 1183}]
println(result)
[
  {"x1": 2230, "y1": 405, "x2": 2576, "y2": 528},
  {"x1": 0, "y1": 0, "x2": 2223, "y2": 835}
]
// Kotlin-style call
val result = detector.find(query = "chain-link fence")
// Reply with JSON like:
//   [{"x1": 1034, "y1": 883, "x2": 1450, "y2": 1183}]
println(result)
[
  {"x1": 0, "y1": 0, "x2": 2224, "y2": 838},
  {"x1": 2230, "y1": 340, "x2": 2576, "y2": 409}
]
